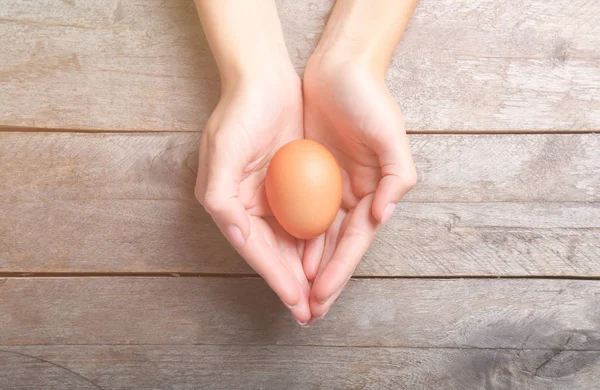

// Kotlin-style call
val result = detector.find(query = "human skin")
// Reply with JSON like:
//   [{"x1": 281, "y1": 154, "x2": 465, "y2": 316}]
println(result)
[
  {"x1": 194, "y1": 0, "x2": 311, "y2": 325},
  {"x1": 194, "y1": 0, "x2": 419, "y2": 325},
  {"x1": 301, "y1": 0, "x2": 419, "y2": 321}
]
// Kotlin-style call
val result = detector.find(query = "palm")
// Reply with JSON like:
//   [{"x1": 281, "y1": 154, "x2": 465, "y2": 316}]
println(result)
[
  {"x1": 304, "y1": 76, "x2": 385, "y2": 217},
  {"x1": 303, "y1": 64, "x2": 415, "y2": 318},
  {"x1": 235, "y1": 93, "x2": 311, "y2": 307},
  {"x1": 197, "y1": 80, "x2": 311, "y2": 323}
]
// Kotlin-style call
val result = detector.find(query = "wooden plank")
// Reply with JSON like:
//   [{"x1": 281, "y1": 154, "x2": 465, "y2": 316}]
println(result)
[
  {"x1": 1, "y1": 345, "x2": 599, "y2": 389},
  {"x1": 1, "y1": 132, "x2": 598, "y2": 275},
  {"x1": 0, "y1": 0, "x2": 598, "y2": 131},
  {"x1": 371, "y1": 202, "x2": 600, "y2": 277},
  {"x1": 2, "y1": 132, "x2": 598, "y2": 276},
  {"x1": 2, "y1": 200, "x2": 599, "y2": 276},
  {"x1": 1, "y1": 277, "x2": 600, "y2": 349},
  {"x1": 1, "y1": 132, "x2": 599, "y2": 203}
]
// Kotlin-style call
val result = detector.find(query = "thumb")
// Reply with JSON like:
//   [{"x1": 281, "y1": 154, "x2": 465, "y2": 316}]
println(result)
[
  {"x1": 196, "y1": 133, "x2": 250, "y2": 248},
  {"x1": 371, "y1": 134, "x2": 417, "y2": 225}
]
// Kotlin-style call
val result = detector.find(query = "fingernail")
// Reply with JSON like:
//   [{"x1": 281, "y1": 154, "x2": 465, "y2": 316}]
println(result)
[
  {"x1": 283, "y1": 301, "x2": 297, "y2": 310},
  {"x1": 381, "y1": 203, "x2": 396, "y2": 224},
  {"x1": 295, "y1": 318, "x2": 310, "y2": 327},
  {"x1": 224, "y1": 225, "x2": 245, "y2": 248}
]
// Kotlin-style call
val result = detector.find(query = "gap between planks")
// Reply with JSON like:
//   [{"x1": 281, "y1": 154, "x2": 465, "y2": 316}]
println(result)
[
  {"x1": 0, "y1": 343, "x2": 599, "y2": 352},
  {"x1": 1, "y1": 273, "x2": 600, "y2": 280},
  {"x1": 0, "y1": 125, "x2": 599, "y2": 135}
]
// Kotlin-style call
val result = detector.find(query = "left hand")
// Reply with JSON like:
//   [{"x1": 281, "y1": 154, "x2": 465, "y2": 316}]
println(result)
[
  {"x1": 195, "y1": 70, "x2": 312, "y2": 326},
  {"x1": 302, "y1": 58, "x2": 418, "y2": 320}
]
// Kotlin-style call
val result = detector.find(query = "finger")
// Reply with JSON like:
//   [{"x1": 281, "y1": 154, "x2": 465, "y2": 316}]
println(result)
[
  {"x1": 271, "y1": 222, "x2": 312, "y2": 325},
  {"x1": 372, "y1": 133, "x2": 417, "y2": 224},
  {"x1": 310, "y1": 277, "x2": 350, "y2": 320},
  {"x1": 286, "y1": 258, "x2": 312, "y2": 326},
  {"x1": 303, "y1": 234, "x2": 324, "y2": 281},
  {"x1": 316, "y1": 209, "x2": 346, "y2": 276},
  {"x1": 308, "y1": 211, "x2": 345, "y2": 320},
  {"x1": 196, "y1": 131, "x2": 251, "y2": 248},
  {"x1": 310, "y1": 195, "x2": 378, "y2": 312},
  {"x1": 197, "y1": 130, "x2": 309, "y2": 324},
  {"x1": 363, "y1": 104, "x2": 417, "y2": 224},
  {"x1": 266, "y1": 218, "x2": 312, "y2": 299},
  {"x1": 242, "y1": 217, "x2": 311, "y2": 324},
  {"x1": 341, "y1": 168, "x2": 360, "y2": 209},
  {"x1": 296, "y1": 239, "x2": 306, "y2": 263}
]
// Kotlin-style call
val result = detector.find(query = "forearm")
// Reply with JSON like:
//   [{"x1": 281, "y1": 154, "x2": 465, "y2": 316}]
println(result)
[
  {"x1": 313, "y1": 0, "x2": 419, "y2": 77},
  {"x1": 195, "y1": 0, "x2": 294, "y2": 88}
]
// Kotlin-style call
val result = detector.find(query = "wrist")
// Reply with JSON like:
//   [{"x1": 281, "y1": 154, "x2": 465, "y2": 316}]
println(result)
[
  {"x1": 220, "y1": 51, "x2": 298, "y2": 93},
  {"x1": 309, "y1": 40, "x2": 384, "y2": 82},
  {"x1": 196, "y1": 0, "x2": 297, "y2": 91},
  {"x1": 308, "y1": 0, "x2": 418, "y2": 80},
  {"x1": 308, "y1": 15, "x2": 391, "y2": 82},
  {"x1": 221, "y1": 62, "x2": 301, "y2": 109}
]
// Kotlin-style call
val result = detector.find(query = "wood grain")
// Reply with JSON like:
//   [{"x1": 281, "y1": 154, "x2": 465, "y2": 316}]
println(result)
[
  {"x1": 2, "y1": 132, "x2": 599, "y2": 203},
  {"x1": 1, "y1": 277, "x2": 600, "y2": 349},
  {"x1": 0, "y1": 0, "x2": 598, "y2": 131},
  {"x1": 2, "y1": 3, "x2": 598, "y2": 387},
  {"x1": 1, "y1": 345, "x2": 599, "y2": 389},
  {"x1": 1, "y1": 132, "x2": 598, "y2": 275},
  {"x1": 2, "y1": 200, "x2": 599, "y2": 276}
]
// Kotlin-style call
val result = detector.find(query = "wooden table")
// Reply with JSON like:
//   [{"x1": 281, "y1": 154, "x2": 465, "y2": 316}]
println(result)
[{"x1": 1, "y1": 0, "x2": 599, "y2": 388}]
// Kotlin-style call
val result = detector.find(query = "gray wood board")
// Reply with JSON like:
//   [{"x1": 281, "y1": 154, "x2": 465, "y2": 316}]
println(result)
[
  {"x1": 0, "y1": 0, "x2": 598, "y2": 131},
  {"x1": 2, "y1": 132, "x2": 599, "y2": 203},
  {"x1": 2, "y1": 200, "x2": 599, "y2": 276},
  {"x1": 1, "y1": 345, "x2": 599, "y2": 389},
  {"x1": 1, "y1": 277, "x2": 599, "y2": 349},
  {"x1": 1, "y1": 132, "x2": 599, "y2": 276},
  {"x1": 2, "y1": 132, "x2": 599, "y2": 276}
]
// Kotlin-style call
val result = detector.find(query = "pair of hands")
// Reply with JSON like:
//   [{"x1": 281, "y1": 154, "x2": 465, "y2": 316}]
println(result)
[{"x1": 195, "y1": 53, "x2": 417, "y2": 325}]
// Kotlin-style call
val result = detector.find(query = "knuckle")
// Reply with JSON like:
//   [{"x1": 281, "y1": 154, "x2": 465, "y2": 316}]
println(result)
[
  {"x1": 344, "y1": 226, "x2": 372, "y2": 242},
  {"x1": 201, "y1": 191, "x2": 226, "y2": 215},
  {"x1": 403, "y1": 169, "x2": 418, "y2": 190},
  {"x1": 204, "y1": 131, "x2": 220, "y2": 152},
  {"x1": 199, "y1": 130, "x2": 210, "y2": 154},
  {"x1": 194, "y1": 168, "x2": 207, "y2": 205},
  {"x1": 202, "y1": 123, "x2": 227, "y2": 152}
]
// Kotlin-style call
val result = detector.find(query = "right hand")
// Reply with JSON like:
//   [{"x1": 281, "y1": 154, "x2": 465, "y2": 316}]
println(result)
[
  {"x1": 195, "y1": 70, "x2": 312, "y2": 325},
  {"x1": 302, "y1": 57, "x2": 417, "y2": 320}
]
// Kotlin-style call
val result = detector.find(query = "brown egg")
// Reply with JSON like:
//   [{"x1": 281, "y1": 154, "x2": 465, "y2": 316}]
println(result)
[{"x1": 265, "y1": 139, "x2": 343, "y2": 240}]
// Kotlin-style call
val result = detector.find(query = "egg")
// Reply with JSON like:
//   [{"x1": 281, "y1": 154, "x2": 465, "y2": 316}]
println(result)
[{"x1": 265, "y1": 139, "x2": 343, "y2": 240}]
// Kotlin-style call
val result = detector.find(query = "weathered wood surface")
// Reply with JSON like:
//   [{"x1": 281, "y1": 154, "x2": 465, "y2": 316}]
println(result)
[
  {"x1": 1, "y1": 0, "x2": 598, "y2": 388},
  {"x1": 1, "y1": 277, "x2": 599, "y2": 349},
  {"x1": 1, "y1": 345, "x2": 599, "y2": 390},
  {"x1": 2, "y1": 132, "x2": 599, "y2": 203},
  {"x1": 2, "y1": 201, "x2": 599, "y2": 276},
  {"x1": 2, "y1": 132, "x2": 598, "y2": 275},
  {"x1": 0, "y1": 0, "x2": 598, "y2": 131}
]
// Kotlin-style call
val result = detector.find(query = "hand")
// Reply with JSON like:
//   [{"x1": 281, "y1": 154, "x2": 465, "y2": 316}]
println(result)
[
  {"x1": 302, "y1": 59, "x2": 417, "y2": 319},
  {"x1": 194, "y1": 0, "x2": 312, "y2": 325},
  {"x1": 195, "y1": 71, "x2": 312, "y2": 325},
  {"x1": 195, "y1": 0, "x2": 419, "y2": 325}
]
